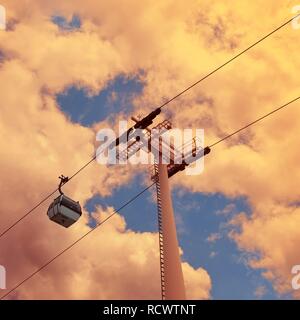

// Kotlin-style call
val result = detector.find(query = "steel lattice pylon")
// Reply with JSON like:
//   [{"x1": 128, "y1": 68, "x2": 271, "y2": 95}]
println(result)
[{"x1": 118, "y1": 116, "x2": 209, "y2": 299}]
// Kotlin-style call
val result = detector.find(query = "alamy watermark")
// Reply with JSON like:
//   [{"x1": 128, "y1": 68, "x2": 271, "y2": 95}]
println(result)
[
  {"x1": 0, "y1": 265, "x2": 6, "y2": 290},
  {"x1": 96, "y1": 121, "x2": 206, "y2": 176},
  {"x1": 292, "y1": 5, "x2": 300, "y2": 29},
  {"x1": 0, "y1": 4, "x2": 6, "y2": 30},
  {"x1": 291, "y1": 265, "x2": 300, "y2": 290}
]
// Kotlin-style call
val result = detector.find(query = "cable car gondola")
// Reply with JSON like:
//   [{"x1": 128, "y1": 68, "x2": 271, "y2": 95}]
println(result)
[{"x1": 47, "y1": 175, "x2": 82, "y2": 228}]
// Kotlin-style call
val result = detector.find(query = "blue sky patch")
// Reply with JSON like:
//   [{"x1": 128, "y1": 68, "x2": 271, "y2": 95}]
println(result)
[
  {"x1": 56, "y1": 75, "x2": 144, "y2": 127},
  {"x1": 85, "y1": 171, "x2": 278, "y2": 299},
  {"x1": 172, "y1": 190, "x2": 275, "y2": 299},
  {"x1": 57, "y1": 69, "x2": 279, "y2": 299},
  {"x1": 52, "y1": 15, "x2": 81, "y2": 31}
]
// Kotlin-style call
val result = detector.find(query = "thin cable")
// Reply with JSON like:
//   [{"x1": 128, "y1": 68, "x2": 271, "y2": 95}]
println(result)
[
  {"x1": 2, "y1": 94, "x2": 300, "y2": 298},
  {"x1": 1, "y1": 14, "x2": 298, "y2": 240},
  {"x1": 209, "y1": 95, "x2": 300, "y2": 148},
  {"x1": 0, "y1": 189, "x2": 58, "y2": 239},
  {"x1": 68, "y1": 155, "x2": 97, "y2": 181},
  {"x1": 0, "y1": 155, "x2": 98, "y2": 240},
  {"x1": 157, "y1": 14, "x2": 300, "y2": 111},
  {"x1": 0, "y1": 182, "x2": 155, "y2": 300}
]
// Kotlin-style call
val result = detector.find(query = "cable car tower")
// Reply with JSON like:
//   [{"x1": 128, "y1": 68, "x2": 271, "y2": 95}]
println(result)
[
  {"x1": 116, "y1": 114, "x2": 210, "y2": 300},
  {"x1": 48, "y1": 108, "x2": 210, "y2": 300}
]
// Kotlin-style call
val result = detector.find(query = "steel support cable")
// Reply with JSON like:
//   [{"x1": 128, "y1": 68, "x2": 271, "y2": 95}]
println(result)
[
  {"x1": 0, "y1": 182, "x2": 155, "y2": 300},
  {"x1": 0, "y1": 14, "x2": 297, "y2": 239},
  {"x1": 2, "y1": 94, "x2": 300, "y2": 299},
  {"x1": 208, "y1": 96, "x2": 300, "y2": 148}
]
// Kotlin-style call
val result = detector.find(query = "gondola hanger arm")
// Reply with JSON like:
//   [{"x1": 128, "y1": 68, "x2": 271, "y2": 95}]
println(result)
[{"x1": 58, "y1": 175, "x2": 69, "y2": 195}]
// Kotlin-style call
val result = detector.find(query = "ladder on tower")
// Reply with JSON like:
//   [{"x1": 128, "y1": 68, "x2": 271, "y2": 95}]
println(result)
[{"x1": 153, "y1": 163, "x2": 166, "y2": 300}]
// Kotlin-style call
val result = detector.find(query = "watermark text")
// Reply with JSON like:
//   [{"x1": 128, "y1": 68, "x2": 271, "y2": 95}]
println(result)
[
  {"x1": 291, "y1": 5, "x2": 300, "y2": 29},
  {"x1": 0, "y1": 265, "x2": 6, "y2": 290},
  {"x1": 292, "y1": 265, "x2": 300, "y2": 290},
  {"x1": 96, "y1": 121, "x2": 206, "y2": 176},
  {"x1": 0, "y1": 4, "x2": 6, "y2": 30}
]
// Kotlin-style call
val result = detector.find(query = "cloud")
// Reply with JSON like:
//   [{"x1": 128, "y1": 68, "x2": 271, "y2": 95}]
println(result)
[
  {"x1": 209, "y1": 251, "x2": 217, "y2": 259},
  {"x1": 182, "y1": 262, "x2": 211, "y2": 300},
  {"x1": 216, "y1": 204, "x2": 237, "y2": 216},
  {"x1": 206, "y1": 233, "x2": 221, "y2": 243},
  {"x1": 1, "y1": 207, "x2": 211, "y2": 299},
  {"x1": 230, "y1": 204, "x2": 300, "y2": 298},
  {"x1": 132, "y1": 1, "x2": 300, "y2": 298},
  {"x1": 254, "y1": 285, "x2": 267, "y2": 299},
  {"x1": 1, "y1": 0, "x2": 300, "y2": 299},
  {"x1": 0, "y1": 0, "x2": 213, "y2": 299}
]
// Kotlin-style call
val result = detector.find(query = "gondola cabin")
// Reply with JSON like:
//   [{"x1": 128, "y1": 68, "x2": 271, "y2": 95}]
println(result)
[{"x1": 47, "y1": 194, "x2": 82, "y2": 228}]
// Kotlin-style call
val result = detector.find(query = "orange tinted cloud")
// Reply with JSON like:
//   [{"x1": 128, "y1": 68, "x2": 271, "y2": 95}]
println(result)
[
  {"x1": 1, "y1": 208, "x2": 211, "y2": 299},
  {"x1": 1, "y1": 0, "x2": 299, "y2": 299},
  {"x1": 0, "y1": 0, "x2": 212, "y2": 299}
]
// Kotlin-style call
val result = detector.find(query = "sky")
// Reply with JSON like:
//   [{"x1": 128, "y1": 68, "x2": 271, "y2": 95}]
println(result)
[{"x1": 0, "y1": 0, "x2": 300, "y2": 300}]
